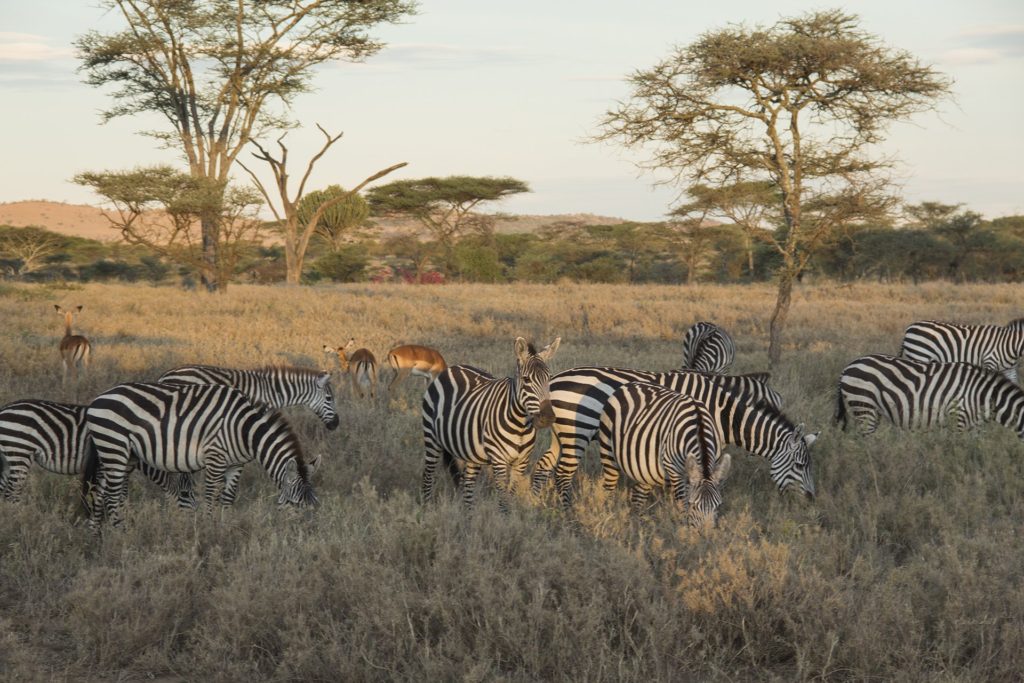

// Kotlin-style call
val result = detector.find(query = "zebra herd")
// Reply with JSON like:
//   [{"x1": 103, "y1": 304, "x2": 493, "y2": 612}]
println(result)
[
  {"x1": 3, "y1": 310, "x2": 1023, "y2": 533},
  {"x1": 837, "y1": 319, "x2": 1024, "y2": 438}
]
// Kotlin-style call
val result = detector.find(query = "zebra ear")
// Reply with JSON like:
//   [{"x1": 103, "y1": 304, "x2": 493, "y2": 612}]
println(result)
[
  {"x1": 514, "y1": 337, "x2": 530, "y2": 365},
  {"x1": 712, "y1": 453, "x2": 732, "y2": 484},
  {"x1": 316, "y1": 372, "x2": 331, "y2": 388},
  {"x1": 284, "y1": 458, "x2": 298, "y2": 481},
  {"x1": 539, "y1": 336, "x2": 561, "y2": 362},
  {"x1": 793, "y1": 423, "x2": 806, "y2": 439},
  {"x1": 307, "y1": 453, "x2": 323, "y2": 476},
  {"x1": 803, "y1": 431, "x2": 820, "y2": 447}
]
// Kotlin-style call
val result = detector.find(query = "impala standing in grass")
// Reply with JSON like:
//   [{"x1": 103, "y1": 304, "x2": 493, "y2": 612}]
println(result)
[
  {"x1": 386, "y1": 344, "x2": 447, "y2": 392},
  {"x1": 324, "y1": 340, "x2": 379, "y2": 399},
  {"x1": 55, "y1": 305, "x2": 90, "y2": 386}
]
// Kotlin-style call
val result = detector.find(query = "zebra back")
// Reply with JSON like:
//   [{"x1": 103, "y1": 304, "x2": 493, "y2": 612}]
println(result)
[
  {"x1": 159, "y1": 364, "x2": 339, "y2": 429},
  {"x1": 837, "y1": 354, "x2": 1024, "y2": 438},
  {"x1": 681, "y1": 322, "x2": 736, "y2": 374},
  {"x1": 900, "y1": 321, "x2": 1024, "y2": 379}
]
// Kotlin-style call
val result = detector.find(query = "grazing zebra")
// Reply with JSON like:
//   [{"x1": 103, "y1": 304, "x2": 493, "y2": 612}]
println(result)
[
  {"x1": 529, "y1": 366, "x2": 815, "y2": 507},
  {"x1": 597, "y1": 382, "x2": 731, "y2": 527},
  {"x1": 55, "y1": 305, "x2": 91, "y2": 385},
  {"x1": 835, "y1": 354, "x2": 1024, "y2": 438},
  {"x1": 0, "y1": 399, "x2": 195, "y2": 507},
  {"x1": 681, "y1": 321, "x2": 736, "y2": 374},
  {"x1": 84, "y1": 383, "x2": 318, "y2": 529},
  {"x1": 900, "y1": 319, "x2": 1024, "y2": 384},
  {"x1": 156, "y1": 364, "x2": 337, "y2": 507},
  {"x1": 158, "y1": 364, "x2": 340, "y2": 429},
  {"x1": 422, "y1": 336, "x2": 560, "y2": 508}
]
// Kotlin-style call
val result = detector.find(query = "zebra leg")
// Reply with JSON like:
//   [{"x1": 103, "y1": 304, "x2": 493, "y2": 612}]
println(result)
[
  {"x1": 554, "y1": 442, "x2": 585, "y2": 509},
  {"x1": 422, "y1": 427, "x2": 444, "y2": 503},
  {"x1": 530, "y1": 434, "x2": 562, "y2": 493},
  {"x1": 597, "y1": 441, "x2": 620, "y2": 493},
  {"x1": 490, "y1": 459, "x2": 513, "y2": 512},
  {"x1": 203, "y1": 463, "x2": 227, "y2": 513},
  {"x1": 629, "y1": 484, "x2": 653, "y2": 512},
  {"x1": 100, "y1": 461, "x2": 134, "y2": 529},
  {"x1": 667, "y1": 467, "x2": 689, "y2": 513},
  {"x1": 460, "y1": 462, "x2": 483, "y2": 508},
  {"x1": 219, "y1": 467, "x2": 243, "y2": 506},
  {"x1": 1, "y1": 451, "x2": 31, "y2": 502}
]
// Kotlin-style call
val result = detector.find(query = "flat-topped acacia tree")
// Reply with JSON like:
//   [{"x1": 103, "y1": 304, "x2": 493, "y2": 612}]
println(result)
[
  {"x1": 366, "y1": 176, "x2": 530, "y2": 277},
  {"x1": 75, "y1": 0, "x2": 416, "y2": 291},
  {"x1": 595, "y1": 9, "x2": 951, "y2": 364}
]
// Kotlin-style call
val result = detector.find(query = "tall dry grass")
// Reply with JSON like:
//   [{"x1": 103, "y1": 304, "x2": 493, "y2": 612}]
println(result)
[{"x1": 0, "y1": 280, "x2": 1022, "y2": 681}]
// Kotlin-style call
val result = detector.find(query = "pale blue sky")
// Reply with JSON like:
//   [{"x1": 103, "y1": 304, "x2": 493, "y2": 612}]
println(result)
[{"x1": 1, "y1": 1, "x2": 1022, "y2": 221}]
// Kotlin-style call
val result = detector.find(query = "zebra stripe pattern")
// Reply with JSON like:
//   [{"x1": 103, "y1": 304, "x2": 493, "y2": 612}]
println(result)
[
  {"x1": 0, "y1": 399, "x2": 195, "y2": 507},
  {"x1": 158, "y1": 364, "x2": 340, "y2": 429},
  {"x1": 835, "y1": 354, "x2": 1024, "y2": 437},
  {"x1": 597, "y1": 382, "x2": 731, "y2": 527},
  {"x1": 530, "y1": 366, "x2": 815, "y2": 507},
  {"x1": 84, "y1": 383, "x2": 317, "y2": 528},
  {"x1": 681, "y1": 321, "x2": 736, "y2": 374},
  {"x1": 900, "y1": 319, "x2": 1024, "y2": 384},
  {"x1": 422, "y1": 337, "x2": 560, "y2": 508}
]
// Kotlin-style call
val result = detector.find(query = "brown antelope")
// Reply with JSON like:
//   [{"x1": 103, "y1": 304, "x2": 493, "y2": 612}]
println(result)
[
  {"x1": 323, "y1": 339, "x2": 378, "y2": 399},
  {"x1": 386, "y1": 344, "x2": 447, "y2": 392},
  {"x1": 55, "y1": 305, "x2": 90, "y2": 385}
]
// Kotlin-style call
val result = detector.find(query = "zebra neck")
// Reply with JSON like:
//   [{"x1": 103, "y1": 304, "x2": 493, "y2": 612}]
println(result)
[
  {"x1": 504, "y1": 378, "x2": 532, "y2": 433},
  {"x1": 251, "y1": 371, "x2": 289, "y2": 409}
]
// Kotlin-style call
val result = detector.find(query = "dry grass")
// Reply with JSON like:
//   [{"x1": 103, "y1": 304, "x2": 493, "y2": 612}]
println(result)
[{"x1": 1, "y1": 280, "x2": 1022, "y2": 681}]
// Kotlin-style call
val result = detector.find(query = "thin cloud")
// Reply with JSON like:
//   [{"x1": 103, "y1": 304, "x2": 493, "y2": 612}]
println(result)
[
  {"x1": 0, "y1": 32, "x2": 74, "y2": 62},
  {"x1": 941, "y1": 24, "x2": 1024, "y2": 65},
  {"x1": 340, "y1": 42, "x2": 540, "y2": 71}
]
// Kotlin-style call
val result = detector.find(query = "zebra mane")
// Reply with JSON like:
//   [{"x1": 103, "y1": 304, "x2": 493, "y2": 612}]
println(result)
[
  {"x1": 737, "y1": 372, "x2": 771, "y2": 382},
  {"x1": 1006, "y1": 318, "x2": 1024, "y2": 331},
  {"x1": 527, "y1": 343, "x2": 537, "y2": 355},
  {"x1": 257, "y1": 364, "x2": 328, "y2": 378}
]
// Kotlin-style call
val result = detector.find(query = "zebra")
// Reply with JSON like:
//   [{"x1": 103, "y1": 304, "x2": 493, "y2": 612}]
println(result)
[
  {"x1": 0, "y1": 399, "x2": 195, "y2": 507},
  {"x1": 422, "y1": 336, "x2": 560, "y2": 508},
  {"x1": 155, "y1": 364, "x2": 338, "y2": 507},
  {"x1": 681, "y1": 321, "x2": 736, "y2": 374},
  {"x1": 158, "y1": 364, "x2": 340, "y2": 429},
  {"x1": 529, "y1": 366, "x2": 815, "y2": 508},
  {"x1": 900, "y1": 319, "x2": 1024, "y2": 384},
  {"x1": 597, "y1": 382, "x2": 732, "y2": 527},
  {"x1": 84, "y1": 382, "x2": 318, "y2": 529},
  {"x1": 835, "y1": 354, "x2": 1024, "y2": 438}
]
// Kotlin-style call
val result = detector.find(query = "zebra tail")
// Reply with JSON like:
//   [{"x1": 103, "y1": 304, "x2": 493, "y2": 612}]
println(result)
[
  {"x1": 79, "y1": 437, "x2": 101, "y2": 518},
  {"x1": 833, "y1": 384, "x2": 848, "y2": 431}
]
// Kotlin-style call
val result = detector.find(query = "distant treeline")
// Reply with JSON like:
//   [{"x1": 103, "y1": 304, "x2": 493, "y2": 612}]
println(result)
[{"x1": 4, "y1": 211, "x2": 1024, "y2": 286}]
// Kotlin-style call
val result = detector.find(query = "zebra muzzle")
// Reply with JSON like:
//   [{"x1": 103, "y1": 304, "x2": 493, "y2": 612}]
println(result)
[{"x1": 533, "y1": 401, "x2": 556, "y2": 428}]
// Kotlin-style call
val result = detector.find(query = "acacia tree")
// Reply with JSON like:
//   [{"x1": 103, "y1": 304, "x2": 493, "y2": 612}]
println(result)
[
  {"x1": 683, "y1": 181, "x2": 779, "y2": 277},
  {"x1": 297, "y1": 184, "x2": 371, "y2": 252},
  {"x1": 596, "y1": 10, "x2": 951, "y2": 364},
  {"x1": 74, "y1": 166, "x2": 264, "y2": 288},
  {"x1": 237, "y1": 125, "x2": 405, "y2": 284},
  {"x1": 76, "y1": 0, "x2": 416, "y2": 291},
  {"x1": 366, "y1": 176, "x2": 530, "y2": 276},
  {"x1": 0, "y1": 228, "x2": 62, "y2": 277}
]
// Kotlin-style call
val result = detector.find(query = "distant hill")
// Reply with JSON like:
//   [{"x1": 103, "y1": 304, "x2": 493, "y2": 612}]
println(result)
[{"x1": 0, "y1": 200, "x2": 633, "y2": 243}]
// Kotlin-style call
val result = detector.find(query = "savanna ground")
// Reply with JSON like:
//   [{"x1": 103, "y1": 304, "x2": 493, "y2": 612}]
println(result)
[{"x1": 0, "y1": 280, "x2": 1022, "y2": 681}]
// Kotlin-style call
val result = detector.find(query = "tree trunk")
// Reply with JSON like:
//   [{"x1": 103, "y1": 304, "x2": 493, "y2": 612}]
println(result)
[
  {"x1": 200, "y1": 215, "x2": 219, "y2": 291},
  {"x1": 768, "y1": 273, "x2": 794, "y2": 367},
  {"x1": 745, "y1": 235, "x2": 755, "y2": 277}
]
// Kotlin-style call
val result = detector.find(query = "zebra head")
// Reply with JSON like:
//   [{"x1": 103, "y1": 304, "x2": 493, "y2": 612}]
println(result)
[
  {"x1": 514, "y1": 336, "x2": 561, "y2": 428},
  {"x1": 312, "y1": 372, "x2": 340, "y2": 430},
  {"x1": 276, "y1": 453, "x2": 320, "y2": 507},
  {"x1": 769, "y1": 424, "x2": 818, "y2": 500},
  {"x1": 686, "y1": 452, "x2": 731, "y2": 528}
]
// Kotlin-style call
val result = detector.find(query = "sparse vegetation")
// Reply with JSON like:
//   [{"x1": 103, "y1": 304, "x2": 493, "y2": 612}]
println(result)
[{"x1": 1, "y1": 281, "x2": 1022, "y2": 680}]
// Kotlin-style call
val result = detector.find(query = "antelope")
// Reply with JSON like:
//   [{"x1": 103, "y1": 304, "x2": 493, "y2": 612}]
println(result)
[
  {"x1": 324, "y1": 339, "x2": 378, "y2": 399},
  {"x1": 386, "y1": 344, "x2": 447, "y2": 392},
  {"x1": 55, "y1": 305, "x2": 90, "y2": 385}
]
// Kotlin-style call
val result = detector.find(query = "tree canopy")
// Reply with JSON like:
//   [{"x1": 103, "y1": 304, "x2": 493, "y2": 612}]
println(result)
[
  {"x1": 596, "y1": 9, "x2": 951, "y2": 363},
  {"x1": 75, "y1": 0, "x2": 416, "y2": 289}
]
